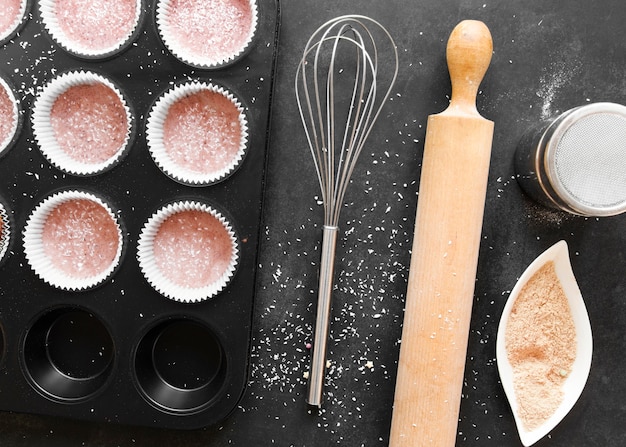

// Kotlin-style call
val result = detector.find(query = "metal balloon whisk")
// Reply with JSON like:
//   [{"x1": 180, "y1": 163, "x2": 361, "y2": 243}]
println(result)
[{"x1": 295, "y1": 15, "x2": 398, "y2": 407}]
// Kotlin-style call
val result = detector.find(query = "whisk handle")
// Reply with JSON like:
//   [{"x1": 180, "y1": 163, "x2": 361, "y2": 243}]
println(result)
[
  {"x1": 307, "y1": 225, "x2": 339, "y2": 407},
  {"x1": 446, "y1": 20, "x2": 493, "y2": 116}
]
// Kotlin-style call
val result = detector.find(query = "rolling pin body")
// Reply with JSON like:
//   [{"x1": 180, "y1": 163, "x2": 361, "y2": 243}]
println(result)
[{"x1": 389, "y1": 20, "x2": 494, "y2": 447}]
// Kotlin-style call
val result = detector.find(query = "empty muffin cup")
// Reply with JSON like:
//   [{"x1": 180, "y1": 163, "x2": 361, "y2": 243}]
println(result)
[
  {"x1": 39, "y1": 0, "x2": 142, "y2": 58},
  {"x1": 23, "y1": 190, "x2": 124, "y2": 291},
  {"x1": 0, "y1": 0, "x2": 28, "y2": 44},
  {"x1": 156, "y1": 0, "x2": 258, "y2": 69},
  {"x1": 22, "y1": 307, "x2": 115, "y2": 402},
  {"x1": 0, "y1": 75, "x2": 20, "y2": 158},
  {"x1": 32, "y1": 70, "x2": 133, "y2": 176},
  {"x1": 146, "y1": 82, "x2": 248, "y2": 186},
  {"x1": 137, "y1": 201, "x2": 239, "y2": 303},
  {"x1": 133, "y1": 318, "x2": 227, "y2": 413}
]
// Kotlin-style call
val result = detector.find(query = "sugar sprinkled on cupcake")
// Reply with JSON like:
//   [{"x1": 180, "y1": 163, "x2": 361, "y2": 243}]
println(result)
[
  {"x1": 137, "y1": 201, "x2": 238, "y2": 303},
  {"x1": 0, "y1": 84, "x2": 13, "y2": 142},
  {"x1": 154, "y1": 209, "x2": 234, "y2": 289},
  {"x1": 32, "y1": 71, "x2": 133, "y2": 175},
  {"x1": 0, "y1": 76, "x2": 18, "y2": 156},
  {"x1": 0, "y1": 0, "x2": 27, "y2": 42},
  {"x1": 157, "y1": 0, "x2": 257, "y2": 68},
  {"x1": 147, "y1": 82, "x2": 248, "y2": 186},
  {"x1": 40, "y1": 0, "x2": 141, "y2": 57},
  {"x1": 163, "y1": 89, "x2": 243, "y2": 175},
  {"x1": 23, "y1": 190, "x2": 124, "y2": 291},
  {"x1": 41, "y1": 199, "x2": 120, "y2": 279},
  {"x1": 50, "y1": 82, "x2": 128, "y2": 164}
]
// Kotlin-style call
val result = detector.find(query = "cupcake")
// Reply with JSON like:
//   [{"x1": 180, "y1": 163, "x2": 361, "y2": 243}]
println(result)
[
  {"x1": 0, "y1": 201, "x2": 11, "y2": 263},
  {"x1": 0, "y1": 0, "x2": 28, "y2": 43},
  {"x1": 0, "y1": 75, "x2": 20, "y2": 157},
  {"x1": 23, "y1": 190, "x2": 124, "y2": 291},
  {"x1": 146, "y1": 82, "x2": 248, "y2": 186},
  {"x1": 32, "y1": 71, "x2": 133, "y2": 176},
  {"x1": 137, "y1": 201, "x2": 239, "y2": 303},
  {"x1": 39, "y1": 0, "x2": 142, "y2": 58},
  {"x1": 156, "y1": 0, "x2": 258, "y2": 69}
]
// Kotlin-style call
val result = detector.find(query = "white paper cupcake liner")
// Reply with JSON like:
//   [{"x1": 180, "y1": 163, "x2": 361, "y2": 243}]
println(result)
[
  {"x1": 0, "y1": 76, "x2": 20, "y2": 157},
  {"x1": 23, "y1": 190, "x2": 124, "y2": 291},
  {"x1": 39, "y1": 0, "x2": 142, "y2": 58},
  {"x1": 156, "y1": 0, "x2": 258, "y2": 69},
  {"x1": 0, "y1": 0, "x2": 28, "y2": 43},
  {"x1": 0, "y1": 202, "x2": 11, "y2": 263},
  {"x1": 32, "y1": 70, "x2": 133, "y2": 176},
  {"x1": 146, "y1": 82, "x2": 248, "y2": 186},
  {"x1": 137, "y1": 201, "x2": 239, "y2": 303}
]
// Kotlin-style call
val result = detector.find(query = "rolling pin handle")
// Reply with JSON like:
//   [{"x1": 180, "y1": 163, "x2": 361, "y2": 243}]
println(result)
[{"x1": 446, "y1": 20, "x2": 493, "y2": 114}]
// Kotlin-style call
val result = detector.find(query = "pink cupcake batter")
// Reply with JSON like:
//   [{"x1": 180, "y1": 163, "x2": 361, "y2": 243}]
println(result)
[
  {"x1": 163, "y1": 90, "x2": 242, "y2": 175},
  {"x1": 42, "y1": 199, "x2": 119, "y2": 278},
  {"x1": 55, "y1": 0, "x2": 138, "y2": 52},
  {"x1": 0, "y1": 0, "x2": 23, "y2": 38},
  {"x1": 164, "y1": 0, "x2": 254, "y2": 63},
  {"x1": 0, "y1": 82, "x2": 15, "y2": 147},
  {"x1": 50, "y1": 82, "x2": 127, "y2": 164},
  {"x1": 153, "y1": 210, "x2": 233, "y2": 288}
]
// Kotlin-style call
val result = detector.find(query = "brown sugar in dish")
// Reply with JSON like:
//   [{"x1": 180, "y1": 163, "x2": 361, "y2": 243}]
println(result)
[{"x1": 505, "y1": 261, "x2": 576, "y2": 432}]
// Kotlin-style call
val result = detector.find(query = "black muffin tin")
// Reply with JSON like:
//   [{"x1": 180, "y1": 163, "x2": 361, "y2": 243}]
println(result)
[{"x1": 0, "y1": 0, "x2": 279, "y2": 430}]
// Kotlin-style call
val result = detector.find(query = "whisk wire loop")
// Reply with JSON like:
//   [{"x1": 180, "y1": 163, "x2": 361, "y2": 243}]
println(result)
[
  {"x1": 333, "y1": 32, "x2": 377, "y2": 226},
  {"x1": 296, "y1": 15, "x2": 397, "y2": 227}
]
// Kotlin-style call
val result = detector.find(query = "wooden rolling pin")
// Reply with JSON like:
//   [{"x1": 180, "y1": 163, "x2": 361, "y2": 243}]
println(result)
[{"x1": 389, "y1": 20, "x2": 494, "y2": 446}]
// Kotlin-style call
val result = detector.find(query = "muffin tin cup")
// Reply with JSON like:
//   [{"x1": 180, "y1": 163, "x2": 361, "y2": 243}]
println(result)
[
  {"x1": 39, "y1": 0, "x2": 143, "y2": 59},
  {"x1": 21, "y1": 306, "x2": 115, "y2": 402},
  {"x1": 156, "y1": 0, "x2": 258, "y2": 69},
  {"x1": 0, "y1": 75, "x2": 21, "y2": 158},
  {"x1": 0, "y1": 0, "x2": 29, "y2": 44},
  {"x1": 133, "y1": 317, "x2": 228, "y2": 414},
  {"x1": 32, "y1": 70, "x2": 134, "y2": 176},
  {"x1": 23, "y1": 190, "x2": 124, "y2": 291},
  {"x1": 137, "y1": 200, "x2": 239, "y2": 303},
  {"x1": 146, "y1": 81, "x2": 249, "y2": 186}
]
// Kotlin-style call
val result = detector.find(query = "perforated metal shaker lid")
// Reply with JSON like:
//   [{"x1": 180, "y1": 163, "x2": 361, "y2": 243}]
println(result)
[{"x1": 542, "y1": 102, "x2": 626, "y2": 216}]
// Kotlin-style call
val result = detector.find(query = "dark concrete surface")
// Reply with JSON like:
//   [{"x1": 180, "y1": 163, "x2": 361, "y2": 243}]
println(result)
[{"x1": 1, "y1": 0, "x2": 626, "y2": 445}]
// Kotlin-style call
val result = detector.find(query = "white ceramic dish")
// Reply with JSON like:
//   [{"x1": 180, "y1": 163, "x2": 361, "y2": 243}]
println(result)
[{"x1": 496, "y1": 240, "x2": 593, "y2": 446}]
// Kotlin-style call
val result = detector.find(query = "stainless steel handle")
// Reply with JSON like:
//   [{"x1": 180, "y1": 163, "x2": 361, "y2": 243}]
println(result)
[{"x1": 306, "y1": 225, "x2": 338, "y2": 408}]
